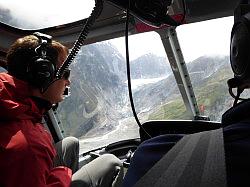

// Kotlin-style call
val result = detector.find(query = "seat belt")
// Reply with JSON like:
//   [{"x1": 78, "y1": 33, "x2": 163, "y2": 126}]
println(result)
[{"x1": 134, "y1": 128, "x2": 227, "y2": 187}]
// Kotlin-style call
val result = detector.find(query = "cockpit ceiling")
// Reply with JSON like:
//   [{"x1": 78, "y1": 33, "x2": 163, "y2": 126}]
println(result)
[
  {"x1": 0, "y1": 0, "x2": 240, "y2": 62},
  {"x1": 185, "y1": 0, "x2": 238, "y2": 23},
  {"x1": 99, "y1": 0, "x2": 239, "y2": 24}
]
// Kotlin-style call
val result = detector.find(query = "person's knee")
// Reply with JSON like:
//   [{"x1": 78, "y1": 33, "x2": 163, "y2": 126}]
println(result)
[
  {"x1": 101, "y1": 154, "x2": 123, "y2": 168},
  {"x1": 94, "y1": 154, "x2": 123, "y2": 176},
  {"x1": 63, "y1": 136, "x2": 79, "y2": 150},
  {"x1": 71, "y1": 154, "x2": 123, "y2": 187},
  {"x1": 100, "y1": 154, "x2": 123, "y2": 187},
  {"x1": 64, "y1": 136, "x2": 79, "y2": 144}
]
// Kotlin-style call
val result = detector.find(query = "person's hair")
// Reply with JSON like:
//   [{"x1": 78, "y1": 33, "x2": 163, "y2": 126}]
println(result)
[{"x1": 6, "y1": 35, "x2": 68, "y2": 82}]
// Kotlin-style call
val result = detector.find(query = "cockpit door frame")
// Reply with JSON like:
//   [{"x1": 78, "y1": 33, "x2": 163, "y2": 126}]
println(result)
[{"x1": 157, "y1": 27, "x2": 200, "y2": 119}]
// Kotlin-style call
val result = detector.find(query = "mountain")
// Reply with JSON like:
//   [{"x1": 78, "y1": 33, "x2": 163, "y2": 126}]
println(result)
[
  {"x1": 110, "y1": 55, "x2": 233, "y2": 122},
  {"x1": 57, "y1": 42, "x2": 129, "y2": 138},
  {"x1": 145, "y1": 55, "x2": 234, "y2": 121},
  {"x1": 57, "y1": 43, "x2": 175, "y2": 138},
  {"x1": 187, "y1": 55, "x2": 231, "y2": 87},
  {"x1": 57, "y1": 42, "x2": 235, "y2": 138},
  {"x1": 130, "y1": 53, "x2": 172, "y2": 79}
]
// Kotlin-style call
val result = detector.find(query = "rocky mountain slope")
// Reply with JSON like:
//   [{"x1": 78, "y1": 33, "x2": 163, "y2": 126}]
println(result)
[{"x1": 56, "y1": 43, "x2": 234, "y2": 138}]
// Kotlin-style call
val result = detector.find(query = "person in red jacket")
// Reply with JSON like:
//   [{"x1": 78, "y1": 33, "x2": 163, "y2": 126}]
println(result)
[{"x1": 0, "y1": 33, "x2": 123, "y2": 187}]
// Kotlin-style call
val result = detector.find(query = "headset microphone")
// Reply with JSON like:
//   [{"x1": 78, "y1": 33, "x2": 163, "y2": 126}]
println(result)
[
  {"x1": 63, "y1": 86, "x2": 71, "y2": 98},
  {"x1": 227, "y1": 77, "x2": 242, "y2": 88}
]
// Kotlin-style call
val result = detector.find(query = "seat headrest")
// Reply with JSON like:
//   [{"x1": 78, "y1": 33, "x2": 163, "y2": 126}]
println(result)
[{"x1": 222, "y1": 99, "x2": 250, "y2": 125}]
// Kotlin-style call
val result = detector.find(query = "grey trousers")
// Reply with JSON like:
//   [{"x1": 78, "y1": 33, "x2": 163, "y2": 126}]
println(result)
[{"x1": 54, "y1": 137, "x2": 124, "y2": 187}]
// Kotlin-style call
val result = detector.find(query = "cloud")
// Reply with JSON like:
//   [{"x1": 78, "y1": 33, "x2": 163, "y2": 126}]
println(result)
[
  {"x1": 0, "y1": 6, "x2": 12, "y2": 24},
  {"x1": 0, "y1": 0, "x2": 95, "y2": 29},
  {"x1": 0, "y1": 4, "x2": 38, "y2": 29},
  {"x1": 0, "y1": 6, "x2": 20, "y2": 28}
]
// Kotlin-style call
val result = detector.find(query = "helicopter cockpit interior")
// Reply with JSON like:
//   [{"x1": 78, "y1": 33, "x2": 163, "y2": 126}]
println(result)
[{"x1": 0, "y1": 0, "x2": 241, "y2": 171}]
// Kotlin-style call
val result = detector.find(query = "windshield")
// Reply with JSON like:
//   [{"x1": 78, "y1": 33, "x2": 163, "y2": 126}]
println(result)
[
  {"x1": 0, "y1": 0, "x2": 94, "y2": 29},
  {"x1": 57, "y1": 16, "x2": 235, "y2": 153},
  {"x1": 177, "y1": 16, "x2": 234, "y2": 121},
  {"x1": 57, "y1": 31, "x2": 188, "y2": 153}
]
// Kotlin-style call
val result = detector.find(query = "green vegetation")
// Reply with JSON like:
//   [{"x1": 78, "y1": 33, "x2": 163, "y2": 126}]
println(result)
[
  {"x1": 148, "y1": 98, "x2": 190, "y2": 120},
  {"x1": 148, "y1": 63, "x2": 233, "y2": 121}
]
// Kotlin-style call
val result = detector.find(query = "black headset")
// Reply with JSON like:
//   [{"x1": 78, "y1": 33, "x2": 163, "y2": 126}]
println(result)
[
  {"x1": 27, "y1": 32, "x2": 56, "y2": 90},
  {"x1": 230, "y1": 3, "x2": 250, "y2": 82},
  {"x1": 228, "y1": 2, "x2": 250, "y2": 105}
]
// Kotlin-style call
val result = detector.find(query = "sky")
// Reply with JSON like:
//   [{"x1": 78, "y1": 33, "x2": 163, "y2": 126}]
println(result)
[
  {"x1": 0, "y1": 0, "x2": 234, "y2": 62},
  {"x1": 177, "y1": 16, "x2": 233, "y2": 62},
  {"x1": 109, "y1": 16, "x2": 234, "y2": 62}
]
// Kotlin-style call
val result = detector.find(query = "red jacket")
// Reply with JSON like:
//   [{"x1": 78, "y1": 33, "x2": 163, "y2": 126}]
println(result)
[{"x1": 0, "y1": 73, "x2": 72, "y2": 187}]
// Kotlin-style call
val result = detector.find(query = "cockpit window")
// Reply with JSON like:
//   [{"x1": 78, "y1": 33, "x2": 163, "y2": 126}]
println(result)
[
  {"x1": 57, "y1": 31, "x2": 187, "y2": 153},
  {"x1": 177, "y1": 16, "x2": 234, "y2": 122},
  {"x1": 0, "y1": 0, "x2": 94, "y2": 29},
  {"x1": 55, "y1": 17, "x2": 234, "y2": 153}
]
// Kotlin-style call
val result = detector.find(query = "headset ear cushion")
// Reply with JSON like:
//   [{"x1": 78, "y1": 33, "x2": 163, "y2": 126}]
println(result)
[
  {"x1": 26, "y1": 32, "x2": 55, "y2": 89},
  {"x1": 230, "y1": 15, "x2": 250, "y2": 80},
  {"x1": 28, "y1": 57, "x2": 55, "y2": 88}
]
